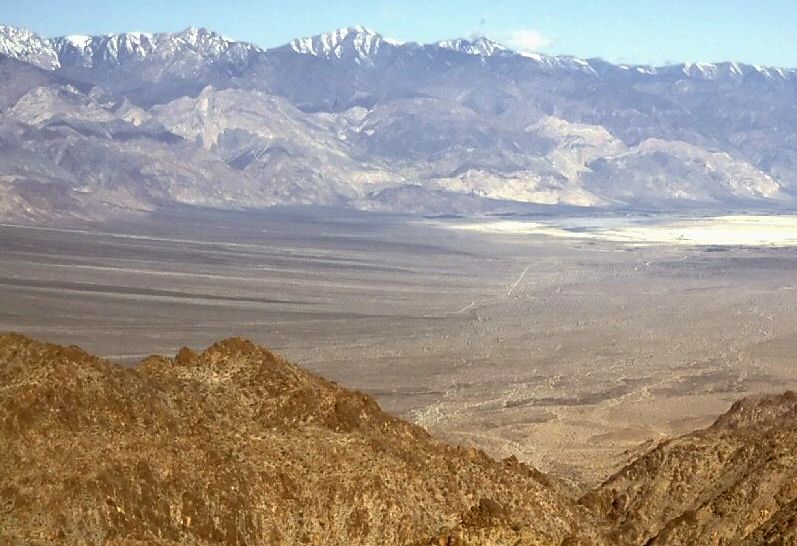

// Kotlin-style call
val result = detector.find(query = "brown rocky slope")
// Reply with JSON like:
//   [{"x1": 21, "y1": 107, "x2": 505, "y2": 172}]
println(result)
[
  {"x1": 2, "y1": 333, "x2": 796, "y2": 545},
  {"x1": 582, "y1": 392, "x2": 797, "y2": 545},
  {"x1": 0, "y1": 333, "x2": 600, "y2": 546}
]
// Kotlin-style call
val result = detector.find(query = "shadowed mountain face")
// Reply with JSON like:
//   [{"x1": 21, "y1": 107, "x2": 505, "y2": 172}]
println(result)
[
  {"x1": 1, "y1": 333, "x2": 796, "y2": 545},
  {"x1": 1, "y1": 24, "x2": 797, "y2": 221}
]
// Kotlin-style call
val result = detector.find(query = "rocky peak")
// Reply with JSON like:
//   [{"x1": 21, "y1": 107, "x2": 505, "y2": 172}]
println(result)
[
  {"x1": 710, "y1": 391, "x2": 797, "y2": 430},
  {"x1": 52, "y1": 32, "x2": 157, "y2": 67},
  {"x1": 0, "y1": 23, "x2": 264, "y2": 73},
  {"x1": 0, "y1": 24, "x2": 60, "y2": 70},
  {"x1": 436, "y1": 36, "x2": 510, "y2": 57},
  {"x1": 52, "y1": 27, "x2": 261, "y2": 68},
  {"x1": 288, "y1": 26, "x2": 399, "y2": 63},
  {"x1": 138, "y1": 336, "x2": 430, "y2": 436},
  {"x1": 0, "y1": 334, "x2": 597, "y2": 545}
]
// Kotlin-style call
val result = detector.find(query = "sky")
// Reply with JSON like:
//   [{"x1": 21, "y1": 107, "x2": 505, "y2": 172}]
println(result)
[{"x1": 1, "y1": 0, "x2": 795, "y2": 67}]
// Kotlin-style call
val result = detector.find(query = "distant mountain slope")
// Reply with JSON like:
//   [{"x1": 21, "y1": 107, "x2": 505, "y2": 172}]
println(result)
[
  {"x1": 0, "y1": 334, "x2": 601, "y2": 545},
  {"x1": 1, "y1": 22, "x2": 797, "y2": 220},
  {"x1": 0, "y1": 85, "x2": 279, "y2": 223},
  {"x1": 0, "y1": 24, "x2": 263, "y2": 104},
  {"x1": 0, "y1": 53, "x2": 68, "y2": 110}
]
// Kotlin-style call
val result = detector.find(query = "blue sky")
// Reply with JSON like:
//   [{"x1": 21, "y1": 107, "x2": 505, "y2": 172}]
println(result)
[{"x1": 1, "y1": 0, "x2": 795, "y2": 67}]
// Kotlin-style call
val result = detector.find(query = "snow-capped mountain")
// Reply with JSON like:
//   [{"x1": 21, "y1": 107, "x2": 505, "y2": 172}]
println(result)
[
  {"x1": 0, "y1": 25, "x2": 263, "y2": 72},
  {"x1": 0, "y1": 24, "x2": 60, "y2": 70},
  {"x1": 637, "y1": 61, "x2": 792, "y2": 81},
  {"x1": 53, "y1": 32, "x2": 159, "y2": 68},
  {"x1": 4, "y1": 22, "x2": 796, "y2": 84},
  {"x1": 1, "y1": 21, "x2": 797, "y2": 222},
  {"x1": 436, "y1": 37, "x2": 510, "y2": 57},
  {"x1": 51, "y1": 27, "x2": 262, "y2": 69},
  {"x1": 287, "y1": 26, "x2": 402, "y2": 63}
]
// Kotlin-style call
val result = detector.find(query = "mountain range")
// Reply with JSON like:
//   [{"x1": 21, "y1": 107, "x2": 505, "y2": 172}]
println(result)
[
  {"x1": 1, "y1": 23, "x2": 797, "y2": 222},
  {"x1": 2, "y1": 333, "x2": 796, "y2": 545}
]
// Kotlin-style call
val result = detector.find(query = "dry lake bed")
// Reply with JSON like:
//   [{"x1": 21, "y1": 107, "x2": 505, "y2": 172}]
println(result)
[{"x1": 2, "y1": 207, "x2": 797, "y2": 487}]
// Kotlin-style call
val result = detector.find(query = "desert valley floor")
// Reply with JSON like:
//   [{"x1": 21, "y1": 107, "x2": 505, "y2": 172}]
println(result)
[{"x1": 2, "y1": 208, "x2": 797, "y2": 487}]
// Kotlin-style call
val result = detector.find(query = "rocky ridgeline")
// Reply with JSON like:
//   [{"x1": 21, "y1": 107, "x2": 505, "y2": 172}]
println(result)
[
  {"x1": 1, "y1": 23, "x2": 797, "y2": 221},
  {"x1": 0, "y1": 333, "x2": 795, "y2": 545},
  {"x1": 0, "y1": 333, "x2": 599, "y2": 545},
  {"x1": 582, "y1": 391, "x2": 797, "y2": 545}
]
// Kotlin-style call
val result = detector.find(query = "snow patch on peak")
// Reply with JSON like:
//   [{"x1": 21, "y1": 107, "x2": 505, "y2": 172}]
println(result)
[
  {"x1": 48, "y1": 27, "x2": 261, "y2": 69},
  {"x1": 751, "y1": 65, "x2": 791, "y2": 81},
  {"x1": 682, "y1": 62, "x2": 720, "y2": 79},
  {"x1": 515, "y1": 51, "x2": 598, "y2": 75},
  {"x1": 519, "y1": 51, "x2": 545, "y2": 62},
  {"x1": 175, "y1": 27, "x2": 220, "y2": 44},
  {"x1": 436, "y1": 37, "x2": 509, "y2": 57},
  {"x1": 289, "y1": 26, "x2": 393, "y2": 62},
  {"x1": 435, "y1": 39, "x2": 598, "y2": 76},
  {"x1": 64, "y1": 35, "x2": 91, "y2": 48},
  {"x1": 52, "y1": 32, "x2": 159, "y2": 65},
  {"x1": 0, "y1": 24, "x2": 60, "y2": 69},
  {"x1": 178, "y1": 26, "x2": 203, "y2": 37},
  {"x1": 664, "y1": 61, "x2": 796, "y2": 82}
]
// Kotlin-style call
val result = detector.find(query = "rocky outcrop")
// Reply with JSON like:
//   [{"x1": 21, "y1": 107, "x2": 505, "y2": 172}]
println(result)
[
  {"x1": 582, "y1": 392, "x2": 797, "y2": 545},
  {"x1": 2, "y1": 333, "x2": 796, "y2": 545},
  {"x1": 0, "y1": 334, "x2": 600, "y2": 545}
]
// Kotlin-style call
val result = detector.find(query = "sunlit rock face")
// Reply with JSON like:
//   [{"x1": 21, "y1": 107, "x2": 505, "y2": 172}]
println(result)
[
  {"x1": 0, "y1": 333, "x2": 603, "y2": 546},
  {"x1": 3, "y1": 334, "x2": 797, "y2": 545}
]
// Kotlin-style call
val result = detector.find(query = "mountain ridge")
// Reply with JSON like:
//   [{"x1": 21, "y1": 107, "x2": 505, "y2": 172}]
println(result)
[
  {"x1": 2, "y1": 21, "x2": 797, "y2": 221},
  {"x1": 0, "y1": 24, "x2": 263, "y2": 70},
  {"x1": 1, "y1": 333, "x2": 796, "y2": 544},
  {"x1": 582, "y1": 390, "x2": 797, "y2": 545},
  {"x1": 3, "y1": 22, "x2": 796, "y2": 78},
  {"x1": 0, "y1": 332, "x2": 601, "y2": 545}
]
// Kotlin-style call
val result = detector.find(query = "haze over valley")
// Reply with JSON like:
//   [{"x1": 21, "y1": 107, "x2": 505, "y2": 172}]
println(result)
[{"x1": 3, "y1": 209, "x2": 797, "y2": 489}]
